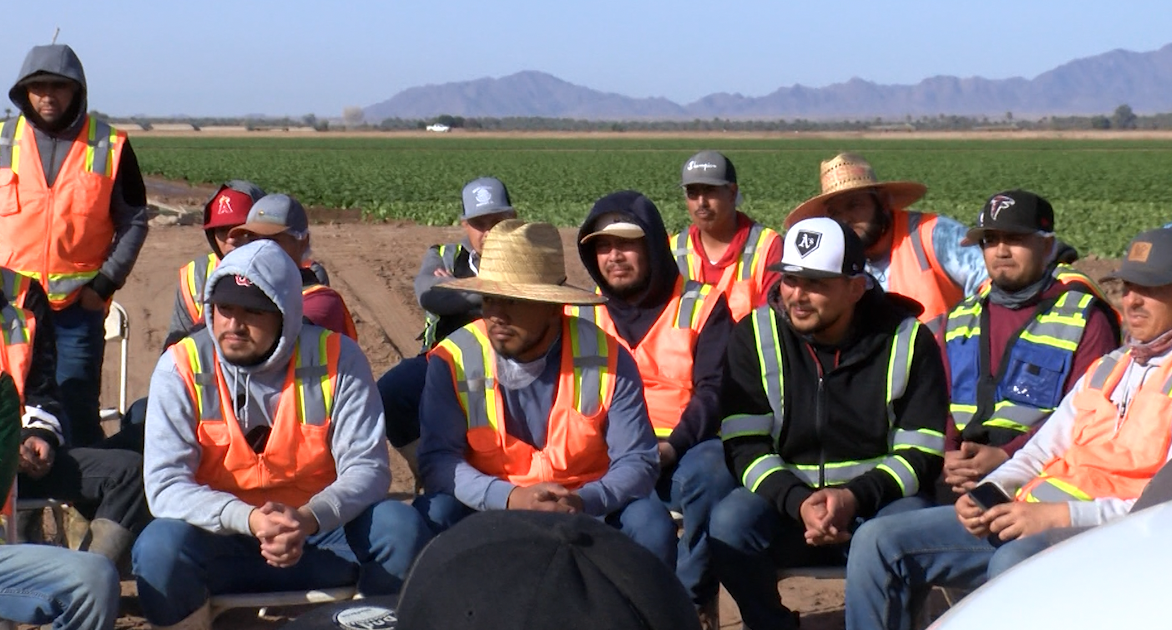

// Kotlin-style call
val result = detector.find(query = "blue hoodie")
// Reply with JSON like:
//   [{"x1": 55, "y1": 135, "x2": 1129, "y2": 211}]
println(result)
[{"x1": 143, "y1": 240, "x2": 390, "y2": 535}]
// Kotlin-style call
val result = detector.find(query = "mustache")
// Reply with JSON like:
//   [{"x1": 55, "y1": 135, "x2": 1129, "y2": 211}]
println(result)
[{"x1": 604, "y1": 263, "x2": 634, "y2": 273}]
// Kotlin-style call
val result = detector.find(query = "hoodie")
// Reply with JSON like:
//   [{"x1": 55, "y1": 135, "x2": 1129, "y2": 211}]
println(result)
[
  {"x1": 578, "y1": 191, "x2": 733, "y2": 457},
  {"x1": 8, "y1": 44, "x2": 148, "y2": 299},
  {"x1": 143, "y1": 240, "x2": 390, "y2": 536}
]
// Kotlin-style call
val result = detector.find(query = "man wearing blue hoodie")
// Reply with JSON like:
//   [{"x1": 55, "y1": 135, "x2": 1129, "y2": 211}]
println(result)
[
  {"x1": 0, "y1": 44, "x2": 149, "y2": 447},
  {"x1": 132, "y1": 241, "x2": 431, "y2": 629}
]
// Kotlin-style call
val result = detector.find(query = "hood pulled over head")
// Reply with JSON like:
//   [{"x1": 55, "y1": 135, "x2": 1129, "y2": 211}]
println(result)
[
  {"x1": 578, "y1": 190, "x2": 678, "y2": 308},
  {"x1": 10, "y1": 44, "x2": 87, "y2": 132}
]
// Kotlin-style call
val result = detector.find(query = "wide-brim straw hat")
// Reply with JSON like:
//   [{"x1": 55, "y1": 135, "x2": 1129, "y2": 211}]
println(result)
[
  {"x1": 439, "y1": 220, "x2": 605, "y2": 305},
  {"x1": 785, "y1": 153, "x2": 928, "y2": 229}
]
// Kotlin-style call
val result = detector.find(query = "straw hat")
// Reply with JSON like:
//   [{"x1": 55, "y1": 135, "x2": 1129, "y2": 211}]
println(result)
[
  {"x1": 439, "y1": 220, "x2": 605, "y2": 305},
  {"x1": 785, "y1": 153, "x2": 928, "y2": 229}
]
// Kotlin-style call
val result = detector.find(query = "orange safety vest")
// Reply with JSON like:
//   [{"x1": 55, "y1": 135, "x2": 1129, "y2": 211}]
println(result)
[
  {"x1": 1017, "y1": 350, "x2": 1172, "y2": 504},
  {"x1": 179, "y1": 253, "x2": 219, "y2": 323},
  {"x1": 171, "y1": 327, "x2": 341, "y2": 508},
  {"x1": 301, "y1": 284, "x2": 359, "y2": 341},
  {"x1": 566, "y1": 277, "x2": 717, "y2": 438},
  {"x1": 887, "y1": 211, "x2": 964, "y2": 336},
  {"x1": 671, "y1": 222, "x2": 780, "y2": 321},
  {"x1": 431, "y1": 317, "x2": 617, "y2": 490},
  {"x1": 0, "y1": 299, "x2": 35, "y2": 401},
  {"x1": 0, "y1": 116, "x2": 125, "y2": 310}
]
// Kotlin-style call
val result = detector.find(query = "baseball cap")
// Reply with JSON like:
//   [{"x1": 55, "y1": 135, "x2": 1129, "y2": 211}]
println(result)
[
  {"x1": 203, "y1": 180, "x2": 265, "y2": 230},
  {"x1": 205, "y1": 273, "x2": 280, "y2": 313},
  {"x1": 772, "y1": 217, "x2": 866, "y2": 279},
  {"x1": 228, "y1": 193, "x2": 309, "y2": 240},
  {"x1": 1104, "y1": 228, "x2": 1172, "y2": 287},
  {"x1": 680, "y1": 150, "x2": 737, "y2": 187},
  {"x1": 580, "y1": 212, "x2": 645, "y2": 243},
  {"x1": 462, "y1": 177, "x2": 515, "y2": 220},
  {"x1": 961, "y1": 190, "x2": 1055, "y2": 246},
  {"x1": 396, "y1": 510, "x2": 700, "y2": 630}
]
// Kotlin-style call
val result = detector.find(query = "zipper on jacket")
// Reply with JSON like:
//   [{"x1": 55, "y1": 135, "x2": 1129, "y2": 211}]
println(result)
[{"x1": 804, "y1": 344, "x2": 828, "y2": 488}]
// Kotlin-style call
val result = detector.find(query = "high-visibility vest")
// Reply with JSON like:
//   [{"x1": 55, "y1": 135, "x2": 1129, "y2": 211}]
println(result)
[
  {"x1": 945, "y1": 266, "x2": 1111, "y2": 445},
  {"x1": 0, "y1": 300, "x2": 35, "y2": 402},
  {"x1": 566, "y1": 277, "x2": 717, "y2": 438},
  {"x1": 721, "y1": 306, "x2": 942, "y2": 496},
  {"x1": 171, "y1": 327, "x2": 341, "y2": 508},
  {"x1": 886, "y1": 211, "x2": 965, "y2": 337},
  {"x1": 301, "y1": 284, "x2": 359, "y2": 341},
  {"x1": 671, "y1": 222, "x2": 780, "y2": 321},
  {"x1": 431, "y1": 316, "x2": 617, "y2": 490},
  {"x1": 0, "y1": 116, "x2": 125, "y2": 310},
  {"x1": 179, "y1": 253, "x2": 219, "y2": 324},
  {"x1": 1017, "y1": 350, "x2": 1172, "y2": 504},
  {"x1": 419, "y1": 243, "x2": 465, "y2": 350},
  {"x1": 0, "y1": 267, "x2": 32, "y2": 311}
]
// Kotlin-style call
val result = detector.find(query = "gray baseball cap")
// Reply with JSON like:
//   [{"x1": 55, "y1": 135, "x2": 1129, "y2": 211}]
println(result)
[
  {"x1": 462, "y1": 177, "x2": 515, "y2": 220},
  {"x1": 680, "y1": 150, "x2": 737, "y2": 187},
  {"x1": 228, "y1": 193, "x2": 309, "y2": 239},
  {"x1": 1104, "y1": 227, "x2": 1172, "y2": 287}
]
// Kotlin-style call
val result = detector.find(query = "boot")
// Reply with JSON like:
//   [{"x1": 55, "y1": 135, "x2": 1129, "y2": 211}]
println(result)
[
  {"x1": 396, "y1": 441, "x2": 423, "y2": 494},
  {"x1": 64, "y1": 505, "x2": 91, "y2": 551},
  {"x1": 85, "y1": 518, "x2": 136, "y2": 566},
  {"x1": 151, "y1": 601, "x2": 211, "y2": 630}
]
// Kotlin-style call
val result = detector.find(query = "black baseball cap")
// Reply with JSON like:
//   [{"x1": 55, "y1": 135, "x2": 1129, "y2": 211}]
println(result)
[
  {"x1": 962, "y1": 190, "x2": 1055, "y2": 246},
  {"x1": 1104, "y1": 228, "x2": 1172, "y2": 287},
  {"x1": 205, "y1": 274, "x2": 280, "y2": 313},
  {"x1": 680, "y1": 150, "x2": 737, "y2": 187}
]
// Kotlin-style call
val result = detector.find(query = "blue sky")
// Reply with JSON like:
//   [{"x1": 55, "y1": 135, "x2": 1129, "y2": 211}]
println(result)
[{"x1": 5, "y1": 0, "x2": 1170, "y2": 117}]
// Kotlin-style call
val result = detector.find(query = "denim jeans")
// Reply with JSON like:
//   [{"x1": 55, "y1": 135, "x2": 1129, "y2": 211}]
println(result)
[
  {"x1": 710, "y1": 487, "x2": 932, "y2": 630},
  {"x1": 51, "y1": 301, "x2": 107, "y2": 447},
  {"x1": 844, "y1": 504, "x2": 1056, "y2": 630},
  {"x1": 413, "y1": 491, "x2": 679, "y2": 569},
  {"x1": 377, "y1": 355, "x2": 428, "y2": 448},
  {"x1": 131, "y1": 499, "x2": 432, "y2": 625},
  {"x1": 0, "y1": 544, "x2": 120, "y2": 630},
  {"x1": 656, "y1": 438, "x2": 736, "y2": 606}
]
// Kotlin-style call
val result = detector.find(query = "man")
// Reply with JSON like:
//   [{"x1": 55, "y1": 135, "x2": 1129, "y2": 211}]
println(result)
[
  {"x1": 941, "y1": 190, "x2": 1119, "y2": 496},
  {"x1": 670, "y1": 151, "x2": 782, "y2": 321},
  {"x1": 378, "y1": 176, "x2": 516, "y2": 475},
  {"x1": 845, "y1": 226, "x2": 1172, "y2": 629},
  {"x1": 574, "y1": 191, "x2": 734, "y2": 621},
  {"x1": 0, "y1": 370, "x2": 122, "y2": 630},
  {"x1": 0, "y1": 44, "x2": 150, "y2": 446},
  {"x1": 786, "y1": 152, "x2": 985, "y2": 337},
  {"x1": 133, "y1": 240, "x2": 431, "y2": 629},
  {"x1": 415, "y1": 220, "x2": 676, "y2": 567},
  {"x1": 6, "y1": 268, "x2": 147, "y2": 564},
  {"x1": 709, "y1": 217, "x2": 948, "y2": 630}
]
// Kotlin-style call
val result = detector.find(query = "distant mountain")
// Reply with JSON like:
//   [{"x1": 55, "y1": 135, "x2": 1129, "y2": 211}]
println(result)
[{"x1": 365, "y1": 44, "x2": 1172, "y2": 121}]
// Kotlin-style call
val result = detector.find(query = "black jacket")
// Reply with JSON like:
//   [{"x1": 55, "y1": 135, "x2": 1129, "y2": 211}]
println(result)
[
  {"x1": 7, "y1": 278, "x2": 67, "y2": 447},
  {"x1": 579, "y1": 191, "x2": 732, "y2": 456},
  {"x1": 722, "y1": 284, "x2": 947, "y2": 519}
]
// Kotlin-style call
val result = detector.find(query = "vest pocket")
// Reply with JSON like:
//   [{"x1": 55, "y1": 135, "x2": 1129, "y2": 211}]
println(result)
[
  {"x1": 0, "y1": 170, "x2": 19, "y2": 216},
  {"x1": 1001, "y1": 346, "x2": 1068, "y2": 409},
  {"x1": 69, "y1": 171, "x2": 111, "y2": 217}
]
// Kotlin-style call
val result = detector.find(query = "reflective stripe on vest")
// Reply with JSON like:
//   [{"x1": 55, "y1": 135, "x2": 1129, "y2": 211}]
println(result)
[
  {"x1": 0, "y1": 302, "x2": 35, "y2": 400},
  {"x1": 671, "y1": 223, "x2": 778, "y2": 320},
  {"x1": 0, "y1": 117, "x2": 117, "y2": 177},
  {"x1": 725, "y1": 306, "x2": 939, "y2": 494},
  {"x1": 887, "y1": 211, "x2": 964, "y2": 337},
  {"x1": 0, "y1": 268, "x2": 31, "y2": 310},
  {"x1": 180, "y1": 253, "x2": 219, "y2": 323},
  {"x1": 420, "y1": 243, "x2": 463, "y2": 350},
  {"x1": 945, "y1": 267, "x2": 1100, "y2": 436}
]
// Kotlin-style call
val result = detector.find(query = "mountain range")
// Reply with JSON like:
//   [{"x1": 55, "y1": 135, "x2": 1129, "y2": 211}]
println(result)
[{"x1": 364, "y1": 43, "x2": 1172, "y2": 121}]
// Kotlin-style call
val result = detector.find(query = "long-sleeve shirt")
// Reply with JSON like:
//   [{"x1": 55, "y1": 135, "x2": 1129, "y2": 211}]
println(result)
[
  {"x1": 418, "y1": 333, "x2": 659, "y2": 517},
  {"x1": 868, "y1": 213, "x2": 987, "y2": 298},
  {"x1": 986, "y1": 350, "x2": 1172, "y2": 528}
]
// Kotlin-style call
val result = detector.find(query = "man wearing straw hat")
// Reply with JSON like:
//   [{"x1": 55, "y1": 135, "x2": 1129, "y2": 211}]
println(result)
[
  {"x1": 415, "y1": 219, "x2": 676, "y2": 566},
  {"x1": 786, "y1": 153, "x2": 986, "y2": 336},
  {"x1": 574, "y1": 191, "x2": 735, "y2": 626}
]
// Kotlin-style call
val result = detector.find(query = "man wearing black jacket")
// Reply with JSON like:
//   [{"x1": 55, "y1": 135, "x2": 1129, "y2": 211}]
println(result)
[
  {"x1": 574, "y1": 191, "x2": 734, "y2": 626},
  {"x1": 709, "y1": 217, "x2": 947, "y2": 630}
]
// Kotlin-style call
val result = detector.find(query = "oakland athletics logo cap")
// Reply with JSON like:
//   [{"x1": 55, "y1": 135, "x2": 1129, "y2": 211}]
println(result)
[{"x1": 773, "y1": 217, "x2": 866, "y2": 279}]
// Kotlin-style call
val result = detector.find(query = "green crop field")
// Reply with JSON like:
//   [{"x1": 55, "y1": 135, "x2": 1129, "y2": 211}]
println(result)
[{"x1": 131, "y1": 136, "x2": 1172, "y2": 257}]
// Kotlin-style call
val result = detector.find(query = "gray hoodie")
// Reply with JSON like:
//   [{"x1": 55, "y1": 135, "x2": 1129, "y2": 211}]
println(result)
[
  {"x1": 8, "y1": 44, "x2": 148, "y2": 298},
  {"x1": 143, "y1": 240, "x2": 390, "y2": 535}
]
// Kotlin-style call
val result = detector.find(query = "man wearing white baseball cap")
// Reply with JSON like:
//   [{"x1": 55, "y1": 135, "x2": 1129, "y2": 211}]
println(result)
[{"x1": 710, "y1": 217, "x2": 948, "y2": 629}]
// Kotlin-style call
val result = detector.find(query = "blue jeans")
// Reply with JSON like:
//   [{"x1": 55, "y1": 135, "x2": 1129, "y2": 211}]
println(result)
[
  {"x1": 656, "y1": 438, "x2": 736, "y2": 606},
  {"x1": 413, "y1": 491, "x2": 678, "y2": 568},
  {"x1": 52, "y1": 302, "x2": 107, "y2": 447},
  {"x1": 377, "y1": 355, "x2": 428, "y2": 448},
  {"x1": 844, "y1": 504, "x2": 1056, "y2": 630},
  {"x1": 711, "y1": 487, "x2": 932, "y2": 630},
  {"x1": 131, "y1": 499, "x2": 432, "y2": 625},
  {"x1": 0, "y1": 544, "x2": 120, "y2": 630}
]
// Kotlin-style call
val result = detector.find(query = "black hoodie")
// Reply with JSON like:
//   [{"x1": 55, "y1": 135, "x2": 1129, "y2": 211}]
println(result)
[
  {"x1": 8, "y1": 44, "x2": 148, "y2": 299},
  {"x1": 578, "y1": 191, "x2": 733, "y2": 457}
]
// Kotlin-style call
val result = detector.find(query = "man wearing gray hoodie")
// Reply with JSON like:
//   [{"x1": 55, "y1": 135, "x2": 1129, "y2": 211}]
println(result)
[
  {"x1": 0, "y1": 44, "x2": 149, "y2": 447},
  {"x1": 132, "y1": 241, "x2": 431, "y2": 629}
]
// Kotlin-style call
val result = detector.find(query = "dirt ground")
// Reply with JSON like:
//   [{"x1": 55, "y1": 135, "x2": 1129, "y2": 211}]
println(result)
[{"x1": 92, "y1": 179, "x2": 1124, "y2": 629}]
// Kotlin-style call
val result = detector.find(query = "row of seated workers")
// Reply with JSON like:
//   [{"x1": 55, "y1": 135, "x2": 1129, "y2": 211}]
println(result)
[{"x1": 3, "y1": 43, "x2": 1172, "y2": 630}]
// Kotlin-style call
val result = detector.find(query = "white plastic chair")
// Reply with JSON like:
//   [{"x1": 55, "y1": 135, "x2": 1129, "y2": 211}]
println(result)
[
  {"x1": 101, "y1": 301, "x2": 129, "y2": 420},
  {"x1": 209, "y1": 587, "x2": 358, "y2": 620}
]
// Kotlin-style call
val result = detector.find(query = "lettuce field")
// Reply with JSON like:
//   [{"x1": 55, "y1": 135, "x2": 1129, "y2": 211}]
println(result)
[{"x1": 132, "y1": 135, "x2": 1172, "y2": 257}]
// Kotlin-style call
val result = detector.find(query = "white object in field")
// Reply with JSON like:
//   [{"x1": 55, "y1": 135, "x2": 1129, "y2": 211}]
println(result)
[
  {"x1": 426, "y1": 124, "x2": 450, "y2": 132},
  {"x1": 210, "y1": 587, "x2": 358, "y2": 619}
]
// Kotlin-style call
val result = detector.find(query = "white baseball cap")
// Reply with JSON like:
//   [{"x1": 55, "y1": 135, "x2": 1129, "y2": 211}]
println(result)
[
  {"x1": 774, "y1": 217, "x2": 867, "y2": 279},
  {"x1": 580, "y1": 212, "x2": 645, "y2": 242}
]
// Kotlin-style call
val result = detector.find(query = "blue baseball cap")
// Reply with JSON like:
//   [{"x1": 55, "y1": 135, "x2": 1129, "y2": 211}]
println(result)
[{"x1": 461, "y1": 177, "x2": 515, "y2": 220}]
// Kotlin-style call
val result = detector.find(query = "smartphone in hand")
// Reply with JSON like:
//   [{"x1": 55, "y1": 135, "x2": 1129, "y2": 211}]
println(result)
[{"x1": 967, "y1": 481, "x2": 1013, "y2": 512}]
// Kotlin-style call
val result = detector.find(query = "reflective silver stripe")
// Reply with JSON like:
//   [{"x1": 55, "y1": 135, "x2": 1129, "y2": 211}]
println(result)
[
  {"x1": 671, "y1": 233, "x2": 693, "y2": 278},
  {"x1": 189, "y1": 334, "x2": 223, "y2": 422},
  {"x1": 0, "y1": 304, "x2": 29, "y2": 346},
  {"x1": 781, "y1": 458, "x2": 884, "y2": 486},
  {"x1": 950, "y1": 407, "x2": 975, "y2": 430},
  {"x1": 447, "y1": 327, "x2": 494, "y2": 430},
  {"x1": 571, "y1": 318, "x2": 606, "y2": 415},
  {"x1": 885, "y1": 317, "x2": 918, "y2": 425},
  {"x1": 676, "y1": 281, "x2": 705, "y2": 328},
  {"x1": 721, "y1": 413, "x2": 774, "y2": 440},
  {"x1": 905, "y1": 212, "x2": 932, "y2": 272},
  {"x1": 923, "y1": 314, "x2": 946, "y2": 338},
  {"x1": 892, "y1": 428, "x2": 944, "y2": 455},
  {"x1": 574, "y1": 304, "x2": 599, "y2": 325},
  {"x1": 45, "y1": 275, "x2": 96, "y2": 300},
  {"x1": 986, "y1": 402, "x2": 1049, "y2": 431},
  {"x1": 742, "y1": 454, "x2": 784, "y2": 491},
  {"x1": 876, "y1": 455, "x2": 920, "y2": 496},
  {"x1": 751, "y1": 306, "x2": 785, "y2": 441},
  {"x1": 738, "y1": 223, "x2": 765, "y2": 281},
  {"x1": 1027, "y1": 480, "x2": 1085, "y2": 503},
  {"x1": 421, "y1": 244, "x2": 462, "y2": 348},
  {"x1": 87, "y1": 119, "x2": 115, "y2": 176},
  {"x1": 293, "y1": 329, "x2": 331, "y2": 426},
  {"x1": 1162, "y1": 371, "x2": 1172, "y2": 397},
  {"x1": 1087, "y1": 354, "x2": 1122, "y2": 390},
  {"x1": 0, "y1": 119, "x2": 16, "y2": 170}
]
